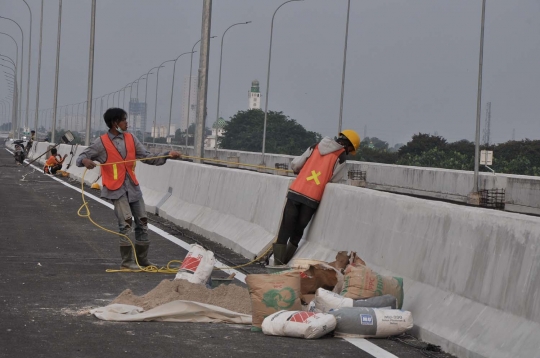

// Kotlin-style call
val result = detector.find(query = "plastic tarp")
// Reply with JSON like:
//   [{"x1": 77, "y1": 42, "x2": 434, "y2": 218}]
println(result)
[{"x1": 91, "y1": 300, "x2": 252, "y2": 325}]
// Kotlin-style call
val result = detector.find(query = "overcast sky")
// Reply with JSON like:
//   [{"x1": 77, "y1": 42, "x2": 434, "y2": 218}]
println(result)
[{"x1": 1, "y1": 0, "x2": 539, "y2": 145}]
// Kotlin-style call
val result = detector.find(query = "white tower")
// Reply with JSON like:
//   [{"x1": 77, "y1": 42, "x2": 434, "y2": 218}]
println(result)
[{"x1": 248, "y1": 80, "x2": 261, "y2": 110}]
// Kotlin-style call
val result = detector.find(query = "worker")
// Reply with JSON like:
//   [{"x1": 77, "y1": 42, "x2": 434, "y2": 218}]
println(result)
[
  {"x1": 273, "y1": 130, "x2": 360, "y2": 265},
  {"x1": 76, "y1": 108, "x2": 181, "y2": 270},
  {"x1": 44, "y1": 148, "x2": 67, "y2": 174}
]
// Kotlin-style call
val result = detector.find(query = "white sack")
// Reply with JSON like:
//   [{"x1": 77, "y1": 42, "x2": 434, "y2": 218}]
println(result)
[
  {"x1": 262, "y1": 310, "x2": 336, "y2": 339},
  {"x1": 175, "y1": 244, "x2": 216, "y2": 284}
]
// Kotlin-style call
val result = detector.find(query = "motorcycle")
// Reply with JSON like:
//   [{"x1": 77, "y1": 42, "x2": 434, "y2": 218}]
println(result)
[{"x1": 13, "y1": 139, "x2": 26, "y2": 165}]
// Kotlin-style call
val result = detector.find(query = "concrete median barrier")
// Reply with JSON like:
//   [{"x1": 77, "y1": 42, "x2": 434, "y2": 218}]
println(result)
[
  {"x1": 153, "y1": 160, "x2": 292, "y2": 258},
  {"x1": 294, "y1": 183, "x2": 540, "y2": 358}
]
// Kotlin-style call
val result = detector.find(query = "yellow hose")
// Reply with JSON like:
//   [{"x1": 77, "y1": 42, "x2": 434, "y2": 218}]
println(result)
[{"x1": 77, "y1": 154, "x2": 275, "y2": 274}]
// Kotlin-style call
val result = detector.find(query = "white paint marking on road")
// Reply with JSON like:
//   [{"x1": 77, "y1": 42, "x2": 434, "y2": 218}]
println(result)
[
  {"x1": 7, "y1": 148, "x2": 394, "y2": 358},
  {"x1": 344, "y1": 337, "x2": 399, "y2": 358}
]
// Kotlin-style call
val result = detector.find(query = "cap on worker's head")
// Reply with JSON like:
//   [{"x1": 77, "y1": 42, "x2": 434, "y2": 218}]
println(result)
[{"x1": 338, "y1": 129, "x2": 361, "y2": 155}]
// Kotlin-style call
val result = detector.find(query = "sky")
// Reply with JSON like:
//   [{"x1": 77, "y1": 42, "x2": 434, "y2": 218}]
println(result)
[{"x1": 0, "y1": 0, "x2": 539, "y2": 146}]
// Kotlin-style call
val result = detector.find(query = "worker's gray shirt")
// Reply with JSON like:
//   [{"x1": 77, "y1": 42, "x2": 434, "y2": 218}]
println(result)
[{"x1": 76, "y1": 131, "x2": 169, "y2": 203}]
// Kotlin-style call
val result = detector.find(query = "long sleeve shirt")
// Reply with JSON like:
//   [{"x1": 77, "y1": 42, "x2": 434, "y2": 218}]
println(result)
[{"x1": 76, "y1": 131, "x2": 170, "y2": 202}]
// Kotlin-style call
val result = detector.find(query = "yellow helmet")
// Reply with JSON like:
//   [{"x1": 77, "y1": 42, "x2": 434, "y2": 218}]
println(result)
[{"x1": 339, "y1": 129, "x2": 361, "y2": 155}]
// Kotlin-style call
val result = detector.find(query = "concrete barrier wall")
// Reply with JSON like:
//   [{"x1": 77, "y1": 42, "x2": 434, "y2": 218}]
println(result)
[
  {"x1": 294, "y1": 184, "x2": 540, "y2": 358},
  {"x1": 135, "y1": 160, "x2": 173, "y2": 214},
  {"x1": 153, "y1": 160, "x2": 293, "y2": 258},
  {"x1": 146, "y1": 144, "x2": 540, "y2": 215}
]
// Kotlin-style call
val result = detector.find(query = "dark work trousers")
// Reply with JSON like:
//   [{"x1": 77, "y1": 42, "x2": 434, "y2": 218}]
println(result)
[{"x1": 276, "y1": 198, "x2": 317, "y2": 247}]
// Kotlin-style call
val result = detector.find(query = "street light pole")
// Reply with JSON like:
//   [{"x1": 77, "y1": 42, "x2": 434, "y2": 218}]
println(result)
[
  {"x1": 22, "y1": 0, "x2": 33, "y2": 133},
  {"x1": 168, "y1": 51, "x2": 193, "y2": 141},
  {"x1": 0, "y1": 17, "x2": 24, "y2": 138},
  {"x1": 153, "y1": 59, "x2": 175, "y2": 143},
  {"x1": 261, "y1": 0, "x2": 303, "y2": 163},
  {"x1": 215, "y1": 21, "x2": 250, "y2": 156},
  {"x1": 473, "y1": 0, "x2": 486, "y2": 194},
  {"x1": 0, "y1": 34, "x2": 20, "y2": 138},
  {"x1": 84, "y1": 0, "x2": 96, "y2": 145},
  {"x1": 50, "y1": 0, "x2": 62, "y2": 143},
  {"x1": 338, "y1": 0, "x2": 351, "y2": 134},
  {"x1": 143, "y1": 66, "x2": 162, "y2": 143},
  {"x1": 34, "y1": 0, "x2": 44, "y2": 139}
]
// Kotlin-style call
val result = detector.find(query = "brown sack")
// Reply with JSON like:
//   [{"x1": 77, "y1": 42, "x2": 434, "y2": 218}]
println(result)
[
  {"x1": 340, "y1": 265, "x2": 404, "y2": 309},
  {"x1": 327, "y1": 251, "x2": 350, "y2": 271},
  {"x1": 246, "y1": 272, "x2": 302, "y2": 328},
  {"x1": 300, "y1": 264, "x2": 339, "y2": 295}
]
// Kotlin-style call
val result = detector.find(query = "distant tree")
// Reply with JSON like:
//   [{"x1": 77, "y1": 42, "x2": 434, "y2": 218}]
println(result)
[
  {"x1": 353, "y1": 146, "x2": 398, "y2": 164},
  {"x1": 219, "y1": 109, "x2": 322, "y2": 155},
  {"x1": 173, "y1": 123, "x2": 211, "y2": 146},
  {"x1": 398, "y1": 133, "x2": 447, "y2": 157}
]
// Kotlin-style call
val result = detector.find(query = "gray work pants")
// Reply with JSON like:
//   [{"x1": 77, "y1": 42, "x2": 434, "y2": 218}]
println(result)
[{"x1": 112, "y1": 194, "x2": 149, "y2": 247}]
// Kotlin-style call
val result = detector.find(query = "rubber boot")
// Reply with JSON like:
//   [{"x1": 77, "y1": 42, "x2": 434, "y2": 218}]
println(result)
[
  {"x1": 283, "y1": 242, "x2": 298, "y2": 265},
  {"x1": 272, "y1": 244, "x2": 287, "y2": 266},
  {"x1": 120, "y1": 246, "x2": 139, "y2": 270},
  {"x1": 135, "y1": 244, "x2": 156, "y2": 267}
]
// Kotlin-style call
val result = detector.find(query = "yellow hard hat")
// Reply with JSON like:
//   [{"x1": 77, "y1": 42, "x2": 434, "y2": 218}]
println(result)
[
  {"x1": 91, "y1": 183, "x2": 101, "y2": 190},
  {"x1": 339, "y1": 129, "x2": 361, "y2": 155}
]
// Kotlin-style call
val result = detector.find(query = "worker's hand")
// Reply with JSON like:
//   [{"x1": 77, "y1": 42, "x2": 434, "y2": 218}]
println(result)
[
  {"x1": 169, "y1": 151, "x2": 182, "y2": 159},
  {"x1": 82, "y1": 158, "x2": 97, "y2": 169},
  {"x1": 63, "y1": 154, "x2": 68, "y2": 159}
]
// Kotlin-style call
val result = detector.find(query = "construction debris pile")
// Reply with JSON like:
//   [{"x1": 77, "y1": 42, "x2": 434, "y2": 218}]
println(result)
[{"x1": 246, "y1": 251, "x2": 413, "y2": 339}]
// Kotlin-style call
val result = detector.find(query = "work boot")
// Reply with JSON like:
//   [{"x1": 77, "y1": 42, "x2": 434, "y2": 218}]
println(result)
[
  {"x1": 135, "y1": 244, "x2": 156, "y2": 267},
  {"x1": 283, "y1": 242, "x2": 298, "y2": 265},
  {"x1": 120, "y1": 246, "x2": 139, "y2": 270},
  {"x1": 272, "y1": 244, "x2": 287, "y2": 266}
]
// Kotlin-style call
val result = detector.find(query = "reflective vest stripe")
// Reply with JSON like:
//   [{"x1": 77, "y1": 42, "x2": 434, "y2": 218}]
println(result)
[{"x1": 113, "y1": 164, "x2": 118, "y2": 180}]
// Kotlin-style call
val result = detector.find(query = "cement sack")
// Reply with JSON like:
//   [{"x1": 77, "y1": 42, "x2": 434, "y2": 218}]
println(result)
[
  {"x1": 341, "y1": 265, "x2": 404, "y2": 309},
  {"x1": 330, "y1": 307, "x2": 413, "y2": 338},
  {"x1": 246, "y1": 272, "x2": 302, "y2": 329},
  {"x1": 175, "y1": 244, "x2": 216, "y2": 284},
  {"x1": 299, "y1": 264, "x2": 344, "y2": 295},
  {"x1": 262, "y1": 310, "x2": 336, "y2": 339},
  {"x1": 313, "y1": 288, "x2": 397, "y2": 313}
]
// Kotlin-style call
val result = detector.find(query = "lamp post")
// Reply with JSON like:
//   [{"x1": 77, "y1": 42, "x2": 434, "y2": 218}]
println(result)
[
  {"x1": 34, "y1": 0, "x2": 44, "y2": 143},
  {"x1": 0, "y1": 16, "x2": 24, "y2": 138},
  {"x1": 143, "y1": 66, "x2": 162, "y2": 143},
  {"x1": 153, "y1": 59, "x2": 175, "y2": 143},
  {"x1": 132, "y1": 74, "x2": 148, "y2": 134},
  {"x1": 473, "y1": 0, "x2": 487, "y2": 195},
  {"x1": 21, "y1": 0, "x2": 33, "y2": 133},
  {"x1": 0, "y1": 54, "x2": 18, "y2": 139},
  {"x1": 185, "y1": 36, "x2": 215, "y2": 149},
  {"x1": 106, "y1": 91, "x2": 114, "y2": 109},
  {"x1": 215, "y1": 21, "x2": 250, "y2": 155},
  {"x1": 50, "y1": 0, "x2": 62, "y2": 143},
  {"x1": 261, "y1": 0, "x2": 303, "y2": 163},
  {"x1": 338, "y1": 0, "x2": 351, "y2": 134},
  {"x1": 167, "y1": 51, "x2": 194, "y2": 141}
]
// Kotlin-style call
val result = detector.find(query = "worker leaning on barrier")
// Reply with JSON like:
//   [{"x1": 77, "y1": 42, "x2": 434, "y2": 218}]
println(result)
[
  {"x1": 273, "y1": 130, "x2": 361, "y2": 265},
  {"x1": 76, "y1": 108, "x2": 181, "y2": 270}
]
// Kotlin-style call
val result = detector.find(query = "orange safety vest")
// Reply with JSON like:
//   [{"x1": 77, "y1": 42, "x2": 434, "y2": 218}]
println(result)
[
  {"x1": 44, "y1": 155, "x2": 62, "y2": 173},
  {"x1": 101, "y1": 132, "x2": 139, "y2": 191},
  {"x1": 289, "y1": 145, "x2": 344, "y2": 202}
]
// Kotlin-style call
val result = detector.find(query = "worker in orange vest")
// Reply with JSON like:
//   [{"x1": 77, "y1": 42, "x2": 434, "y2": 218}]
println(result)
[
  {"x1": 77, "y1": 108, "x2": 181, "y2": 270},
  {"x1": 273, "y1": 130, "x2": 360, "y2": 265},
  {"x1": 44, "y1": 148, "x2": 67, "y2": 174}
]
